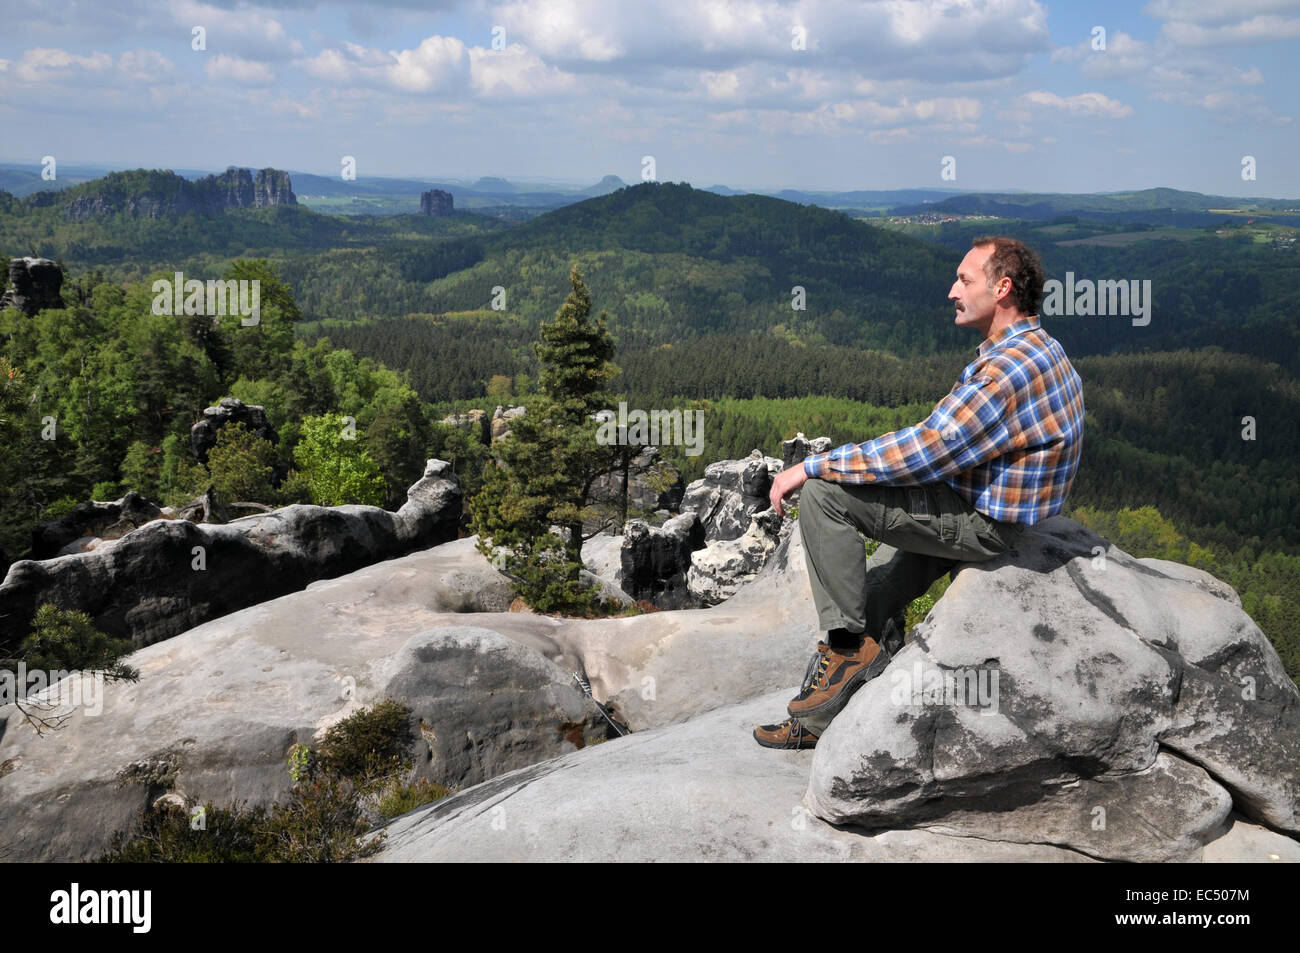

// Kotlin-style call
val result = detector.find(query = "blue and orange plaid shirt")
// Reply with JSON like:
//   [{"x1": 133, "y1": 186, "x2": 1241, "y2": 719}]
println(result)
[{"x1": 801, "y1": 315, "x2": 1085, "y2": 524}]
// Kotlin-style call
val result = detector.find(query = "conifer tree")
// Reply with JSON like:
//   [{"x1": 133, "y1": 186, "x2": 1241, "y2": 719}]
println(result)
[{"x1": 471, "y1": 264, "x2": 623, "y2": 614}]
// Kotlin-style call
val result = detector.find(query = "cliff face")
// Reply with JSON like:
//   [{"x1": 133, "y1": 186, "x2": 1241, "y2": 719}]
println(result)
[{"x1": 60, "y1": 167, "x2": 297, "y2": 220}]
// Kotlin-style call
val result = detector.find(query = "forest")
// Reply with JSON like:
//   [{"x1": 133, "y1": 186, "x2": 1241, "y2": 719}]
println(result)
[{"x1": 1, "y1": 176, "x2": 1296, "y2": 681}]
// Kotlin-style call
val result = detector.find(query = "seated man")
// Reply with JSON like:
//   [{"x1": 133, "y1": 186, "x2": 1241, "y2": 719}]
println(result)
[{"x1": 755, "y1": 235, "x2": 1085, "y2": 749}]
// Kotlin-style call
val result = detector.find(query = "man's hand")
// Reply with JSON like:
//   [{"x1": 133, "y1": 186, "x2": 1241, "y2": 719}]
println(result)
[{"x1": 769, "y1": 464, "x2": 811, "y2": 517}]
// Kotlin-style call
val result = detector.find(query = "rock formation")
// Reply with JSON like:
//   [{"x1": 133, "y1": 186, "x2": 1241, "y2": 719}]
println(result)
[
  {"x1": 688, "y1": 507, "x2": 788, "y2": 605},
  {"x1": 1, "y1": 257, "x2": 64, "y2": 316},
  {"x1": 190, "y1": 396, "x2": 279, "y2": 465},
  {"x1": 61, "y1": 168, "x2": 296, "y2": 221},
  {"x1": 31, "y1": 491, "x2": 163, "y2": 560},
  {"x1": 681, "y1": 449, "x2": 782, "y2": 542},
  {"x1": 3, "y1": 474, "x2": 1297, "y2": 864},
  {"x1": 420, "y1": 189, "x2": 454, "y2": 216},
  {"x1": 619, "y1": 512, "x2": 706, "y2": 609},
  {"x1": 0, "y1": 459, "x2": 462, "y2": 647}
]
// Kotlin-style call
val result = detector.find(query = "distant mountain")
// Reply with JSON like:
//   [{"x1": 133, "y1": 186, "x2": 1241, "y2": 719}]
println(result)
[
  {"x1": 473, "y1": 176, "x2": 516, "y2": 193},
  {"x1": 24, "y1": 167, "x2": 297, "y2": 220},
  {"x1": 578, "y1": 174, "x2": 628, "y2": 197},
  {"x1": 887, "y1": 187, "x2": 1300, "y2": 225}
]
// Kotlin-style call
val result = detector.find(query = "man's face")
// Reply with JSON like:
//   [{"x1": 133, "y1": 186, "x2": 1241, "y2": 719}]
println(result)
[{"x1": 949, "y1": 244, "x2": 1004, "y2": 333}]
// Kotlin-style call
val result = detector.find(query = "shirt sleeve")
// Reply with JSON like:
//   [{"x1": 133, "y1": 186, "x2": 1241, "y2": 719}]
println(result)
[{"x1": 801, "y1": 373, "x2": 1018, "y2": 485}]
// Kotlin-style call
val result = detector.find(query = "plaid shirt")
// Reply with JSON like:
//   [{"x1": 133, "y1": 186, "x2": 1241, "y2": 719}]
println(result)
[{"x1": 801, "y1": 315, "x2": 1084, "y2": 524}]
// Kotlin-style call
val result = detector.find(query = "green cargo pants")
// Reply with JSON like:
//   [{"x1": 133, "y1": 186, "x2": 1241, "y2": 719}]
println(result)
[
  {"x1": 794, "y1": 478, "x2": 1025, "y2": 737},
  {"x1": 797, "y1": 477, "x2": 1025, "y2": 643}
]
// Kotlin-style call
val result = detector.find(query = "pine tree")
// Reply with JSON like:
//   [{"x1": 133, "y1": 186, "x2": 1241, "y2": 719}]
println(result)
[{"x1": 470, "y1": 265, "x2": 623, "y2": 614}]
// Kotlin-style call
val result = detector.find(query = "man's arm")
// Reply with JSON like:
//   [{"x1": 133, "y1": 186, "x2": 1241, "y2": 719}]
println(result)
[{"x1": 800, "y1": 373, "x2": 1019, "y2": 486}]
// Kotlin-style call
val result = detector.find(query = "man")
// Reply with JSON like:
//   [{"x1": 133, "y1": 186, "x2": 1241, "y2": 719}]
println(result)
[{"x1": 754, "y1": 236, "x2": 1084, "y2": 749}]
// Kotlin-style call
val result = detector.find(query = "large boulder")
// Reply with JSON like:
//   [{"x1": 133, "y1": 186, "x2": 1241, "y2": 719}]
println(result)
[
  {"x1": 0, "y1": 459, "x2": 462, "y2": 647},
  {"x1": 490, "y1": 405, "x2": 525, "y2": 443},
  {"x1": 371, "y1": 688, "x2": 1299, "y2": 863},
  {"x1": 804, "y1": 516, "x2": 1300, "y2": 862},
  {"x1": 681, "y1": 449, "x2": 782, "y2": 542},
  {"x1": 620, "y1": 512, "x2": 706, "y2": 609}
]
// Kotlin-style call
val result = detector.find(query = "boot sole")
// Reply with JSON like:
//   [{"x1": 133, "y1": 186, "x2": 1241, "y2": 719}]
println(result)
[{"x1": 787, "y1": 648, "x2": 891, "y2": 719}]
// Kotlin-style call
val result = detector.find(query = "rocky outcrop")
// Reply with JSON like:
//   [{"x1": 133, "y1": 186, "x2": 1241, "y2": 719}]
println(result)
[
  {"x1": 1, "y1": 257, "x2": 64, "y2": 316},
  {"x1": 781, "y1": 432, "x2": 832, "y2": 469},
  {"x1": 490, "y1": 405, "x2": 526, "y2": 443},
  {"x1": 804, "y1": 516, "x2": 1300, "y2": 861},
  {"x1": 4, "y1": 503, "x2": 1298, "y2": 864},
  {"x1": 62, "y1": 168, "x2": 296, "y2": 221},
  {"x1": 190, "y1": 396, "x2": 278, "y2": 465},
  {"x1": 681, "y1": 449, "x2": 782, "y2": 542},
  {"x1": 439, "y1": 408, "x2": 488, "y2": 444},
  {"x1": 371, "y1": 686, "x2": 1299, "y2": 862},
  {"x1": 420, "y1": 189, "x2": 454, "y2": 216},
  {"x1": 587, "y1": 446, "x2": 684, "y2": 520},
  {"x1": 0, "y1": 459, "x2": 462, "y2": 648},
  {"x1": 31, "y1": 491, "x2": 163, "y2": 560},
  {"x1": 688, "y1": 508, "x2": 788, "y2": 605},
  {"x1": 620, "y1": 513, "x2": 706, "y2": 609}
]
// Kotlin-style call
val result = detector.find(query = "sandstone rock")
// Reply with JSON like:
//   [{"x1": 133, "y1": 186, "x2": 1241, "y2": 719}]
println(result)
[
  {"x1": 681, "y1": 449, "x2": 782, "y2": 542},
  {"x1": 586, "y1": 446, "x2": 685, "y2": 530},
  {"x1": 371, "y1": 689, "x2": 1097, "y2": 863},
  {"x1": 32, "y1": 491, "x2": 163, "y2": 560},
  {"x1": 781, "y1": 432, "x2": 833, "y2": 469},
  {"x1": 0, "y1": 460, "x2": 461, "y2": 647},
  {"x1": 1, "y1": 257, "x2": 64, "y2": 316},
  {"x1": 490, "y1": 404, "x2": 526, "y2": 442},
  {"x1": 420, "y1": 189, "x2": 454, "y2": 216},
  {"x1": 439, "y1": 408, "x2": 488, "y2": 444},
  {"x1": 620, "y1": 512, "x2": 705, "y2": 609},
  {"x1": 804, "y1": 516, "x2": 1300, "y2": 861},
  {"x1": 190, "y1": 396, "x2": 279, "y2": 466},
  {"x1": 64, "y1": 168, "x2": 295, "y2": 221},
  {"x1": 688, "y1": 508, "x2": 788, "y2": 605}
]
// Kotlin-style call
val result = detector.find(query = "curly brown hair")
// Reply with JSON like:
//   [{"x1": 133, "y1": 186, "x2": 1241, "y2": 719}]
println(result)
[{"x1": 971, "y1": 236, "x2": 1045, "y2": 316}]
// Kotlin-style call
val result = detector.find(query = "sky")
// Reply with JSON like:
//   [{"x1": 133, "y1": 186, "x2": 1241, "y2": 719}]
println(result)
[{"x1": 1, "y1": 0, "x2": 1297, "y2": 196}]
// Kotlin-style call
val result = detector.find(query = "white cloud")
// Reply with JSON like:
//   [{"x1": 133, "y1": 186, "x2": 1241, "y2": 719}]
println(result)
[
  {"x1": 12, "y1": 48, "x2": 113, "y2": 83},
  {"x1": 170, "y1": 0, "x2": 305, "y2": 60},
  {"x1": 1019, "y1": 90, "x2": 1135, "y2": 118},
  {"x1": 468, "y1": 43, "x2": 575, "y2": 97},
  {"x1": 117, "y1": 50, "x2": 175, "y2": 82},
  {"x1": 205, "y1": 53, "x2": 276, "y2": 85}
]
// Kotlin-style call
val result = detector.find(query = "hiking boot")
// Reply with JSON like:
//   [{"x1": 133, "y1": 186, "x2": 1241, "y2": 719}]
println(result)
[
  {"x1": 787, "y1": 635, "x2": 890, "y2": 720},
  {"x1": 753, "y1": 717, "x2": 820, "y2": 750}
]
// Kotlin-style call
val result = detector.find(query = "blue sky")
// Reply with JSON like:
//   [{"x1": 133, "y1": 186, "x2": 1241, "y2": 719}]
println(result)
[{"x1": 1, "y1": 0, "x2": 1297, "y2": 196}]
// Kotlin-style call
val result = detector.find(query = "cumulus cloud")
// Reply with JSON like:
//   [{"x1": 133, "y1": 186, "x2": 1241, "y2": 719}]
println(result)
[
  {"x1": 205, "y1": 53, "x2": 276, "y2": 85},
  {"x1": 489, "y1": 0, "x2": 1051, "y2": 80},
  {"x1": 171, "y1": 0, "x2": 305, "y2": 60},
  {"x1": 12, "y1": 48, "x2": 113, "y2": 83},
  {"x1": 1018, "y1": 90, "x2": 1135, "y2": 118}
]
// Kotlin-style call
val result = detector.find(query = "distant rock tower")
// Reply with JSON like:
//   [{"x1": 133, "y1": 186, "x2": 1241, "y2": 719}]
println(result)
[{"x1": 420, "y1": 189, "x2": 454, "y2": 216}]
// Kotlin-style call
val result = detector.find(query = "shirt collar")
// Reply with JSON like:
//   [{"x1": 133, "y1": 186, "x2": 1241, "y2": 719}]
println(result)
[{"x1": 978, "y1": 314, "x2": 1040, "y2": 357}]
